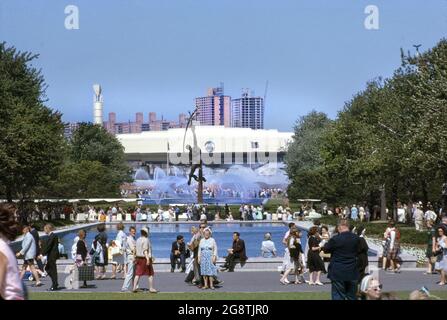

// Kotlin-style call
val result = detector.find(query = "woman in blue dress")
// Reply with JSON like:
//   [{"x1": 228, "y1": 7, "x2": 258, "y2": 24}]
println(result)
[{"x1": 198, "y1": 227, "x2": 218, "y2": 290}]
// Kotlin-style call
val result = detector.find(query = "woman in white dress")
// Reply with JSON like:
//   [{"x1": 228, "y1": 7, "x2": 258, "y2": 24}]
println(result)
[
  {"x1": 198, "y1": 228, "x2": 218, "y2": 290},
  {"x1": 397, "y1": 204, "x2": 406, "y2": 223},
  {"x1": 434, "y1": 227, "x2": 447, "y2": 286},
  {"x1": 280, "y1": 227, "x2": 303, "y2": 285},
  {"x1": 0, "y1": 205, "x2": 25, "y2": 300},
  {"x1": 359, "y1": 207, "x2": 366, "y2": 222},
  {"x1": 112, "y1": 222, "x2": 127, "y2": 279}
]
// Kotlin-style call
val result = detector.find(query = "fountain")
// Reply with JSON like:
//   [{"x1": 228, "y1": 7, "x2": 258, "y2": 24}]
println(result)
[{"x1": 132, "y1": 163, "x2": 289, "y2": 205}]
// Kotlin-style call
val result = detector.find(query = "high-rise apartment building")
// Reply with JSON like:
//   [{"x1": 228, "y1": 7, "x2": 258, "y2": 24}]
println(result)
[
  {"x1": 231, "y1": 89, "x2": 264, "y2": 129},
  {"x1": 195, "y1": 84, "x2": 231, "y2": 127},
  {"x1": 104, "y1": 112, "x2": 185, "y2": 135}
]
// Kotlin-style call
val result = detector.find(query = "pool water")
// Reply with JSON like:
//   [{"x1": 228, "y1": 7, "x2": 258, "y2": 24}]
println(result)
[{"x1": 60, "y1": 223, "x2": 307, "y2": 258}]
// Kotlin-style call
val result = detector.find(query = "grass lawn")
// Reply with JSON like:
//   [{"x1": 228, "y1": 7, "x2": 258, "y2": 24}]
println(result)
[{"x1": 29, "y1": 291, "x2": 447, "y2": 300}]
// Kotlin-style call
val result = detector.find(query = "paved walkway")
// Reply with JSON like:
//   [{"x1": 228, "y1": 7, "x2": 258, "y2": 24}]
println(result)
[{"x1": 26, "y1": 270, "x2": 447, "y2": 294}]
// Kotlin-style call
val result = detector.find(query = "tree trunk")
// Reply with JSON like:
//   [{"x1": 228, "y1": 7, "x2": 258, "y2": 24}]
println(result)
[
  {"x1": 392, "y1": 184, "x2": 398, "y2": 221},
  {"x1": 6, "y1": 186, "x2": 13, "y2": 203},
  {"x1": 380, "y1": 184, "x2": 387, "y2": 221},
  {"x1": 421, "y1": 179, "x2": 428, "y2": 211}
]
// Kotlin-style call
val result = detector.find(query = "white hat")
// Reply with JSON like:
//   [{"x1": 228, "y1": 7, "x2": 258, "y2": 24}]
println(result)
[
  {"x1": 141, "y1": 227, "x2": 149, "y2": 234},
  {"x1": 360, "y1": 275, "x2": 373, "y2": 293}
]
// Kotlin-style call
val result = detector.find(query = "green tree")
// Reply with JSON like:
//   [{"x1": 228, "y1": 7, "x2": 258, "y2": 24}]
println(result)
[
  {"x1": 285, "y1": 111, "x2": 333, "y2": 201},
  {"x1": 51, "y1": 123, "x2": 132, "y2": 198},
  {"x1": 0, "y1": 43, "x2": 65, "y2": 202}
]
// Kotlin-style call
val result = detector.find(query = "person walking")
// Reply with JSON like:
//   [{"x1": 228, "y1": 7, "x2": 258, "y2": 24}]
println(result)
[
  {"x1": 0, "y1": 205, "x2": 25, "y2": 300},
  {"x1": 356, "y1": 226, "x2": 369, "y2": 281},
  {"x1": 112, "y1": 222, "x2": 126, "y2": 279},
  {"x1": 414, "y1": 203, "x2": 424, "y2": 231},
  {"x1": 93, "y1": 224, "x2": 108, "y2": 280},
  {"x1": 16, "y1": 225, "x2": 42, "y2": 287},
  {"x1": 434, "y1": 227, "x2": 447, "y2": 286},
  {"x1": 322, "y1": 219, "x2": 360, "y2": 300},
  {"x1": 121, "y1": 226, "x2": 137, "y2": 292},
  {"x1": 133, "y1": 227, "x2": 157, "y2": 293},
  {"x1": 351, "y1": 205, "x2": 358, "y2": 221},
  {"x1": 29, "y1": 223, "x2": 44, "y2": 274},
  {"x1": 306, "y1": 226, "x2": 326, "y2": 286},
  {"x1": 280, "y1": 227, "x2": 303, "y2": 284},
  {"x1": 281, "y1": 223, "x2": 295, "y2": 273},
  {"x1": 386, "y1": 221, "x2": 401, "y2": 273},
  {"x1": 40, "y1": 223, "x2": 60, "y2": 291},
  {"x1": 74, "y1": 229, "x2": 91, "y2": 288},
  {"x1": 186, "y1": 225, "x2": 202, "y2": 285},
  {"x1": 425, "y1": 220, "x2": 437, "y2": 274},
  {"x1": 198, "y1": 227, "x2": 218, "y2": 290}
]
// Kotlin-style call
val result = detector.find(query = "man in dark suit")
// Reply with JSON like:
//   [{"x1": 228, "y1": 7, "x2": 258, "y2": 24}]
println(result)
[
  {"x1": 220, "y1": 232, "x2": 247, "y2": 272},
  {"x1": 323, "y1": 219, "x2": 360, "y2": 300},
  {"x1": 170, "y1": 235, "x2": 186, "y2": 272},
  {"x1": 40, "y1": 224, "x2": 59, "y2": 291}
]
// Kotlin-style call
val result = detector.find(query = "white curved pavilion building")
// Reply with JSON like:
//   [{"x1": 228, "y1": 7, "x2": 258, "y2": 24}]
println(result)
[{"x1": 117, "y1": 125, "x2": 293, "y2": 167}]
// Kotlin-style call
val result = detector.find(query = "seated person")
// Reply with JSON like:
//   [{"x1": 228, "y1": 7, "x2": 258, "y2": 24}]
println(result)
[
  {"x1": 170, "y1": 235, "x2": 186, "y2": 272},
  {"x1": 220, "y1": 232, "x2": 247, "y2": 272},
  {"x1": 261, "y1": 233, "x2": 277, "y2": 257},
  {"x1": 58, "y1": 240, "x2": 67, "y2": 259}
]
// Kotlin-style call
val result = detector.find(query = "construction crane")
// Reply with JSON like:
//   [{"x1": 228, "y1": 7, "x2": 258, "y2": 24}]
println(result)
[{"x1": 263, "y1": 80, "x2": 269, "y2": 109}]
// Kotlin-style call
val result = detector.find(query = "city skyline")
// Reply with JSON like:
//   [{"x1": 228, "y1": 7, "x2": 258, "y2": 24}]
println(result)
[{"x1": 1, "y1": 1, "x2": 447, "y2": 131}]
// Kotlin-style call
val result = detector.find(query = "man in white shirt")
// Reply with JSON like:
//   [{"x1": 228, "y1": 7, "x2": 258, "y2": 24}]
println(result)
[
  {"x1": 424, "y1": 206, "x2": 437, "y2": 223},
  {"x1": 413, "y1": 203, "x2": 424, "y2": 231},
  {"x1": 121, "y1": 226, "x2": 136, "y2": 292}
]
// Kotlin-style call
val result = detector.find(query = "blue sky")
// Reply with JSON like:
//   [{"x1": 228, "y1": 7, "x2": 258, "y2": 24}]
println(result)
[{"x1": 1, "y1": 0, "x2": 446, "y2": 131}]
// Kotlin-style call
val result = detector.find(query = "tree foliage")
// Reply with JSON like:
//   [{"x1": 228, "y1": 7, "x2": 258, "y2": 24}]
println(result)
[
  {"x1": 0, "y1": 43, "x2": 132, "y2": 201},
  {"x1": 0, "y1": 43, "x2": 65, "y2": 201},
  {"x1": 51, "y1": 123, "x2": 132, "y2": 198},
  {"x1": 286, "y1": 39, "x2": 447, "y2": 210}
]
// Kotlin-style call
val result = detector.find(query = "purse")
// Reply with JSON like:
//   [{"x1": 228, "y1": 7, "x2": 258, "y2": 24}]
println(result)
[{"x1": 75, "y1": 265, "x2": 95, "y2": 281}]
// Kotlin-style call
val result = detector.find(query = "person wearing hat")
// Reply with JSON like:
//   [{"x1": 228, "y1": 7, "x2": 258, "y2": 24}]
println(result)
[
  {"x1": 198, "y1": 227, "x2": 218, "y2": 289},
  {"x1": 133, "y1": 227, "x2": 158, "y2": 293},
  {"x1": 359, "y1": 275, "x2": 382, "y2": 300},
  {"x1": 413, "y1": 203, "x2": 424, "y2": 232}
]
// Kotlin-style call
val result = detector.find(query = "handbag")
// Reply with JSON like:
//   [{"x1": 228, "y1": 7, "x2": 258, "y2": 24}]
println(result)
[{"x1": 75, "y1": 264, "x2": 95, "y2": 282}]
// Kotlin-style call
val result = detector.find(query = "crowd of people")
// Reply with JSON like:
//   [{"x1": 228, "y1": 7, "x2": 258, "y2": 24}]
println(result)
[
  {"x1": 1, "y1": 200, "x2": 447, "y2": 300},
  {"x1": 122, "y1": 185, "x2": 285, "y2": 201},
  {"x1": 328, "y1": 201, "x2": 445, "y2": 227}
]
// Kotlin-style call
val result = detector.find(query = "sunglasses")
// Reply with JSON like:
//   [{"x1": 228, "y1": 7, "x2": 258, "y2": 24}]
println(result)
[{"x1": 370, "y1": 284, "x2": 383, "y2": 291}]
